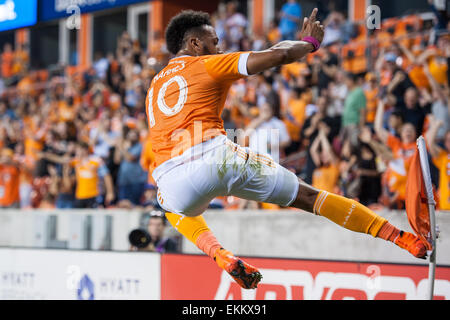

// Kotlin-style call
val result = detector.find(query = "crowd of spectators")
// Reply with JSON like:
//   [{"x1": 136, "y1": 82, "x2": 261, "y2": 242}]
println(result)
[{"x1": 0, "y1": 0, "x2": 449, "y2": 212}]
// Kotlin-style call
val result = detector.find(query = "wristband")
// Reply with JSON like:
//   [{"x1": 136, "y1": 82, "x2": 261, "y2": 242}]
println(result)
[{"x1": 302, "y1": 36, "x2": 320, "y2": 52}]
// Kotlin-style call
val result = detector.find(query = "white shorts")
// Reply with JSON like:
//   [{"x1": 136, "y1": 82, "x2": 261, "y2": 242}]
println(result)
[{"x1": 153, "y1": 135, "x2": 299, "y2": 216}]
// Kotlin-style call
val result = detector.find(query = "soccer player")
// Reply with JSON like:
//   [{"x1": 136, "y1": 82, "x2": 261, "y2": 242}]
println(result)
[{"x1": 146, "y1": 8, "x2": 427, "y2": 290}]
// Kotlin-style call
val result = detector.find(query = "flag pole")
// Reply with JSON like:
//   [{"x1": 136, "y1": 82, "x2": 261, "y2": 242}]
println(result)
[{"x1": 416, "y1": 136, "x2": 437, "y2": 300}]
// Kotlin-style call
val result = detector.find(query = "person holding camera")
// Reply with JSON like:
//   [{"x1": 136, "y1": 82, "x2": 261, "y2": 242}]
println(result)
[{"x1": 129, "y1": 212, "x2": 179, "y2": 253}]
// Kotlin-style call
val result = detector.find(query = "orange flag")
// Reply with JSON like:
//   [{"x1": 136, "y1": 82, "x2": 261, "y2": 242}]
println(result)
[{"x1": 405, "y1": 147, "x2": 433, "y2": 251}]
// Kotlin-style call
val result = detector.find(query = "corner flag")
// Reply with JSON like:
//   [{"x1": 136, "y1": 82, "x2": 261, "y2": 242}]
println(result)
[{"x1": 405, "y1": 136, "x2": 437, "y2": 300}]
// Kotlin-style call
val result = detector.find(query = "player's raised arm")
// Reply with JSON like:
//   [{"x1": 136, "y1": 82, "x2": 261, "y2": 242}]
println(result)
[{"x1": 246, "y1": 8, "x2": 324, "y2": 75}]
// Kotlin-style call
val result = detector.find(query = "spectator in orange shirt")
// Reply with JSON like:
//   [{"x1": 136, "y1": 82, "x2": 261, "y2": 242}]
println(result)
[
  {"x1": 310, "y1": 125, "x2": 340, "y2": 193},
  {"x1": 418, "y1": 38, "x2": 448, "y2": 87},
  {"x1": 57, "y1": 95, "x2": 78, "y2": 123},
  {"x1": 1, "y1": 43, "x2": 14, "y2": 80},
  {"x1": 283, "y1": 87, "x2": 308, "y2": 147},
  {"x1": 12, "y1": 43, "x2": 29, "y2": 77},
  {"x1": 363, "y1": 72, "x2": 379, "y2": 127},
  {"x1": 43, "y1": 142, "x2": 115, "y2": 208},
  {"x1": 395, "y1": 40, "x2": 430, "y2": 90},
  {"x1": 0, "y1": 148, "x2": 20, "y2": 208},
  {"x1": 266, "y1": 19, "x2": 281, "y2": 46},
  {"x1": 71, "y1": 142, "x2": 115, "y2": 208},
  {"x1": 375, "y1": 100, "x2": 417, "y2": 207}
]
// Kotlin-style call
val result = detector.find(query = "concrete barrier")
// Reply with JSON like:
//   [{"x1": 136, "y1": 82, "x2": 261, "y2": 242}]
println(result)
[
  {"x1": 0, "y1": 209, "x2": 143, "y2": 251},
  {"x1": 182, "y1": 209, "x2": 450, "y2": 266},
  {"x1": 0, "y1": 209, "x2": 449, "y2": 265}
]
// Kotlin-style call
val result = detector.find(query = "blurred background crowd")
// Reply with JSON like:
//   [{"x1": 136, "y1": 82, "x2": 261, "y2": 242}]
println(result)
[{"x1": 0, "y1": 0, "x2": 449, "y2": 213}]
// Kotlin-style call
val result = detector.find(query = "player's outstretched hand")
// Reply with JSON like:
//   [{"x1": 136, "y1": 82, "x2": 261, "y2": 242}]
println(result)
[{"x1": 299, "y1": 8, "x2": 324, "y2": 44}]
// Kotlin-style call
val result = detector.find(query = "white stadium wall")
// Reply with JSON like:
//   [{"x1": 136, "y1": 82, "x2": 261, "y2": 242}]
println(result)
[{"x1": 0, "y1": 248, "x2": 161, "y2": 300}]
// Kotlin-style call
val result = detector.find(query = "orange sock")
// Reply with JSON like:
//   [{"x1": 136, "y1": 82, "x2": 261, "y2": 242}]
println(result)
[
  {"x1": 165, "y1": 211, "x2": 209, "y2": 243},
  {"x1": 376, "y1": 222, "x2": 400, "y2": 242},
  {"x1": 196, "y1": 231, "x2": 222, "y2": 259},
  {"x1": 165, "y1": 212, "x2": 222, "y2": 258},
  {"x1": 313, "y1": 191, "x2": 387, "y2": 237}
]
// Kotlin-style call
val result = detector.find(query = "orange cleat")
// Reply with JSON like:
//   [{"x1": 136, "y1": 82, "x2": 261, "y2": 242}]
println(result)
[
  {"x1": 214, "y1": 248, "x2": 262, "y2": 289},
  {"x1": 394, "y1": 231, "x2": 428, "y2": 259}
]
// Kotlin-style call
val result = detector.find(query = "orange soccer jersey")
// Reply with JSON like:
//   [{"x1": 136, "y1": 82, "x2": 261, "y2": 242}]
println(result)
[
  {"x1": 384, "y1": 134, "x2": 416, "y2": 200},
  {"x1": 0, "y1": 164, "x2": 20, "y2": 207},
  {"x1": 146, "y1": 52, "x2": 250, "y2": 173},
  {"x1": 386, "y1": 134, "x2": 416, "y2": 166},
  {"x1": 364, "y1": 87, "x2": 378, "y2": 124},
  {"x1": 71, "y1": 157, "x2": 105, "y2": 200},
  {"x1": 312, "y1": 164, "x2": 340, "y2": 193}
]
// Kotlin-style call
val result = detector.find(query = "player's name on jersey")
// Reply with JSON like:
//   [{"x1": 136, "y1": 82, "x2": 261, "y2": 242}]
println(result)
[{"x1": 153, "y1": 60, "x2": 186, "y2": 82}]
